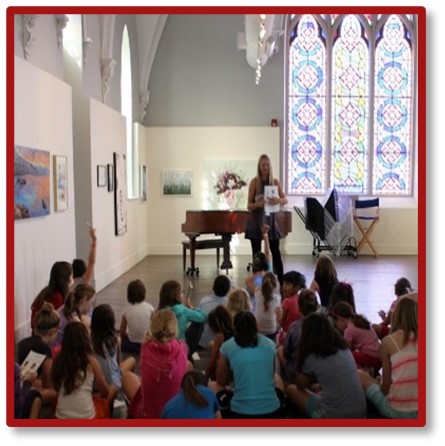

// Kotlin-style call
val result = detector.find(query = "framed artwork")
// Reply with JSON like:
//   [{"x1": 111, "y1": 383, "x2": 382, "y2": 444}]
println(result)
[
  {"x1": 107, "y1": 163, "x2": 114, "y2": 192},
  {"x1": 53, "y1": 155, "x2": 68, "y2": 211},
  {"x1": 140, "y1": 164, "x2": 147, "y2": 201},
  {"x1": 97, "y1": 165, "x2": 107, "y2": 187},
  {"x1": 14, "y1": 145, "x2": 50, "y2": 219},
  {"x1": 205, "y1": 159, "x2": 255, "y2": 210},
  {"x1": 114, "y1": 152, "x2": 127, "y2": 236},
  {"x1": 162, "y1": 170, "x2": 192, "y2": 196}
]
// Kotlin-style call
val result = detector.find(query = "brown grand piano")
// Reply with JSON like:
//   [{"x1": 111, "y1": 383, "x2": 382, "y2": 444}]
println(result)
[{"x1": 181, "y1": 210, "x2": 292, "y2": 274}]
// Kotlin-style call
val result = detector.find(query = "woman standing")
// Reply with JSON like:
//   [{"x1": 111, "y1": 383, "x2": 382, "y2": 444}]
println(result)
[{"x1": 245, "y1": 154, "x2": 287, "y2": 286}]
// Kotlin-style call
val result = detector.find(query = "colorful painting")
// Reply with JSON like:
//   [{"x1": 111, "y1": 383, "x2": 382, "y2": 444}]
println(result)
[
  {"x1": 162, "y1": 170, "x2": 192, "y2": 196},
  {"x1": 53, "y1": 155, "x2": 68, "y2": 211},
  {"x1": 14, "y1": 145, "x2": 50, "y2": 219},
  {"x1": 114, "y1": 152, "x2": 127, "y2": 235},
  {"x1": 205, "y1": 159, "x2": 256, "y2": 210}
]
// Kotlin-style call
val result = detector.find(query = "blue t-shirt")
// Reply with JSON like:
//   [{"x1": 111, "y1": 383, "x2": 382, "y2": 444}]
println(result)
[
  {"x1": 161, "y1": 385, "x2": 219, "y2": 419},
  {"x1": 220, "y1": 334, "x2": 279, "y2": 415}
]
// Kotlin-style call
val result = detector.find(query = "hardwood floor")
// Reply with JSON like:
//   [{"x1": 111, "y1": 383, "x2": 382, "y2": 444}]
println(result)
[{"x1": 95, "y1": 253, "x2": 418, "y2": 328}]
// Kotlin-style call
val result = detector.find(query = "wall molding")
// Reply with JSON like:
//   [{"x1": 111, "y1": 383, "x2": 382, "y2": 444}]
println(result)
[
  {"x1": 101, "y1": 57, "x2": 116, "y2": 103},
  {"x1": 22, "y1": 14, "x2": 39, "y2": 59},
  {"x1": 56, "y1": 14, "x2": 69, "y2": 49}
]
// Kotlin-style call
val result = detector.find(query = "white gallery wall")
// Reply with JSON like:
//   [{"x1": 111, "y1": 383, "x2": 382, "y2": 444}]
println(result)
[
  {"x1": 89, "y1": 100, "x2": 150, "y2": 291},
  {"x1": 14, "y1": 56, "x2": 76, "y2": 340},
  {"x1": 141, "y1": 126, "x2": 418, "y2": 257}
]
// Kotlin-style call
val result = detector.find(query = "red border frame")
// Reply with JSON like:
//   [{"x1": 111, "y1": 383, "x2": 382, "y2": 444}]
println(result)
[{"x1": 6, "y1": 6, "x2": 426, "y2": 428}]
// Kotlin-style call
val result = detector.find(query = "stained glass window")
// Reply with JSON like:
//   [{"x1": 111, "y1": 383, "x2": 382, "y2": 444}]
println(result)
[
  {"x1": 332, "y1": 15, "x2": 369, "y2": 194},
  {"x1": 287, "y1": 15, "x2": 326, "y2": 194},
  {"x1": 373, "y1": 15, "x2": 413, "y2": 195},
  {"x1": 285, "y1": 14, "x2": 416, "y2": 197}
]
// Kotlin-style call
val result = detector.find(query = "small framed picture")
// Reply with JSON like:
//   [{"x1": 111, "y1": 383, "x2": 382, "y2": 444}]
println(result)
[
  {"x1": 107, "y1": 164, "x2": 114, "y2": 192},
  {"x1": 97, "y1": 165, "x2": 107, "y2": 187},
  {"x1": 53, "y1": 155, "x2": 68, "y2": 211},
  {"x1": 141, "y1": 164, "x2": 147, "y2": 201}
]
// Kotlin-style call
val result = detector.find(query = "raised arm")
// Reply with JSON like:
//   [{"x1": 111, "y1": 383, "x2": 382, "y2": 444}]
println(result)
[
  {"x1": 83, "y1": 225, "x2": 97, "y2": 285},
  {"x1": 261, "y1": 224, "x2": 271, "y2": 266}
]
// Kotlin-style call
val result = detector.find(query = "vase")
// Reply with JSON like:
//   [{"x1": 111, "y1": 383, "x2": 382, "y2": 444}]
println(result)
[{"x1": 224, "y1": 189, "x2": 236, "y2": 210}]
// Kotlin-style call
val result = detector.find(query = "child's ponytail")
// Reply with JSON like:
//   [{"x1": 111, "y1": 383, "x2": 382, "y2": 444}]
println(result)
[
  {"x1": 181, "y1": 371, "x2": 209, "y2": 408},
  {"x1": 261, "y1": 272, "x2": 277, "y2": 312}
]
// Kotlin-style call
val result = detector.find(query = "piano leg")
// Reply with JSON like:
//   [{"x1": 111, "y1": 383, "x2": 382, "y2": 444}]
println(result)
[
  {"x1": 220, "y1": 234, "x2": 233, "y2": 274},
  {"x1": 186, "y1": 237, "x2": 200, "y2": 276}
]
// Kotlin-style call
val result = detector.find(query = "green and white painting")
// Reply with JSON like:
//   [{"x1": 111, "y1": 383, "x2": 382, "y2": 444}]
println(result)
[{"x1": 162, "y1": 170, "x2": 192, "y2": 196}]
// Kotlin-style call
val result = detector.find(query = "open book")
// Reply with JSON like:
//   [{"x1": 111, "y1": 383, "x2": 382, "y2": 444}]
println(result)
[{"x1": 20, "y1": 350, "x2": 46, "y2": 381}]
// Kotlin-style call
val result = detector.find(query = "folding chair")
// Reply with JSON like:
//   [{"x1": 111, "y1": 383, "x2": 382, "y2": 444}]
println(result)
[{"x1": 353, "y1": 198, "x2": 379, "y2": 257}]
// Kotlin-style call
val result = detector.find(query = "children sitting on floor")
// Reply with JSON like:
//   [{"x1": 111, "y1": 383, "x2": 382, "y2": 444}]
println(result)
[
  {"x1": 197, "y1": 275, "x2": 231, "y2": 350},
  {"x1": 119, "y1": 279, "x2": 155, "y2": 353},
  {"x1": 276, "y1": 270, "x2": 306, "y2": 345},
  {"x1": 331, "y1": 301, "x2": 381, "y2": 375}
]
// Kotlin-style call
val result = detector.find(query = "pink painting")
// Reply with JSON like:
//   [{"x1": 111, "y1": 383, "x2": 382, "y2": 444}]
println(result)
[{"x1": 14, "y1": 145, "x2": 50, "y2": 219}]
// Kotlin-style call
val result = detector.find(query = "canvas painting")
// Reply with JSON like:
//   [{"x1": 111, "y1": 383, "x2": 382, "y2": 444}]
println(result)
[
  {"x1": 162, "y1": 170, "x2": 192, "y2": 196},
  {"x1": 97, "y1": 165, "x2": 107, "y2": 187},
  {"x1": 53, "y1": 155, "x2": 68, "y2": 211},
  {"x1": 114, "y1": 152, "x2": 127, "y2": 235},
  {"x1": 205, "y1": 159, "x2": 256, "y2": 210},
  {"x1": 141, "y1": 164, "x2": 147, "y2": 201},
  {"x1": 14, "y1": 145, "x2": 50, "y2": 219},
  {"x1": 107, "y1": 164, "x2": 114, "y2": 192}
]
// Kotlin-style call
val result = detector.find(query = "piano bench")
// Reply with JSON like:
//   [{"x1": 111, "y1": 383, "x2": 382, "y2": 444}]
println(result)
[{"x1": 182, "y1": 239, "x2": 224, "y2": 273}]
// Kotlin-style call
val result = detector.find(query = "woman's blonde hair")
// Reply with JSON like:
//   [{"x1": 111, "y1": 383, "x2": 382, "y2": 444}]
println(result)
[
  {"x1": 145, "y1": 309, "x2": 178, "y2": 343},
  {"x1": 255, "y1": 154, "x2": 275, "y2": 192},
  {"x1": 227, "y1": 288, "x2": 252, "y2": 318}
]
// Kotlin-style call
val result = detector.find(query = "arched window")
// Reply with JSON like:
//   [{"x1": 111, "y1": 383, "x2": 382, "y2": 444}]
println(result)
[
  {"x1": 285, "y1": 14, "x2": 417, "y2": 197},
  {"x1": 63, "y1": 14, "x2": 82, "y2": 69},
  {"x1": 121, "y1": 25, "x2": 137, "y2": 198}
]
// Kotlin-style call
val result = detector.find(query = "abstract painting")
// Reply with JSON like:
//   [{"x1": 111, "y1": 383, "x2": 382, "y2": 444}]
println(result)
[
  {"x1": 14, "y1": 145, "x2": 50, "y2": 219},
  {"x1": 114, "y1": 152, "x2": 127, "y2": 235},
  {"x1": 53, "y1": 155, "x2": 68, "y2": 211},
  {"x1": 162, "y1": 170, "x2": 192, "y2": 196}
]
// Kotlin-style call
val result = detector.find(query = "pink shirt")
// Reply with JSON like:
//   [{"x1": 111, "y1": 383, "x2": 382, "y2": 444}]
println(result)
[
  {"x1": 128, "y1": 338, "x2": 188, "y2": 418},
  {"x1": 344, "y1": 321, "x2": 380, "y2": 358}
]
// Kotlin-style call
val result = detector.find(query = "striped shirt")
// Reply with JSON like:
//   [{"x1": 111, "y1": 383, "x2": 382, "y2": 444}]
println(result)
[{"x1": 387, "y1": 333, "x2": 418, "y2": 412}]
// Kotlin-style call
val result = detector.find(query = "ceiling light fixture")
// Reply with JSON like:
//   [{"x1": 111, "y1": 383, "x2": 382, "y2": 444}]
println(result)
[{"x1": 255, "y1": 14, "x2": 267, "y2": 85}]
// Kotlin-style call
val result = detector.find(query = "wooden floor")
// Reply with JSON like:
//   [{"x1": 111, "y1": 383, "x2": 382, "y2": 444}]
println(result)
[{"x1": 96, "y1": 253, "x2": 418, "y2": 328}]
